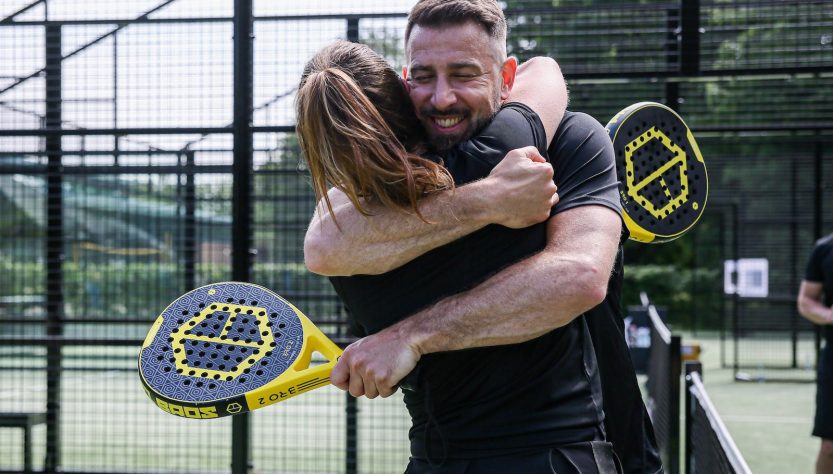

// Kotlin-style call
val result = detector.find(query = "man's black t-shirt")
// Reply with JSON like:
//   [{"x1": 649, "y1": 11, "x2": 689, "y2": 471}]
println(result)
[
  {"x1": 330, "y1": 104, "x2": 622, "y2": 460},
  {"x1": 805, "y1": 233, "x2": 833, "y2": 345}
]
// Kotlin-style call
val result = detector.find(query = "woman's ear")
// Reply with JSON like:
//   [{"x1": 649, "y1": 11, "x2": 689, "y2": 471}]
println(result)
[{"x1": 401, "y1": 67, "x2": 410, "y2": 91}]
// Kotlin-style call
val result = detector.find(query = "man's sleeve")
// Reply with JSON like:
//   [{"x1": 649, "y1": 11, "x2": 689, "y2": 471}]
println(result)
[{"x1": 548, "y1": 111, "x2": 621, "y2": 217}]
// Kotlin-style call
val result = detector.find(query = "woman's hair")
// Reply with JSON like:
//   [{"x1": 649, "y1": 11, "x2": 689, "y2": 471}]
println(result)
[{"x1": 295, "y1": 40, "x2": 453, "y2": 222}]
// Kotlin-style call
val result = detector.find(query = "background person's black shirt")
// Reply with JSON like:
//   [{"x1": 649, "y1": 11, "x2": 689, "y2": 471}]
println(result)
[
  {"x1": 805, "y1": 233, "x2": 833, "y2": 345},
  {"x1": 330, "y1": 104, "x2": 621, "y2": 460}
]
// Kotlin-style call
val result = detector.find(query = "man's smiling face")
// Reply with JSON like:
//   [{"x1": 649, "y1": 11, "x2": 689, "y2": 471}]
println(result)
[{"x1": 406, "y1": 21, "x2": 509, "y2": 153}]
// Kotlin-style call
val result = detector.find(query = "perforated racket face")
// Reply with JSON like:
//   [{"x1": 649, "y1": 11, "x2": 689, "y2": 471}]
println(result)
[
  {"x1": 139, "y1": 282, "x2": 304, "y2": 415},
  {"x1": 607, "y1": 102, "x2": 708, "y2": 243}
]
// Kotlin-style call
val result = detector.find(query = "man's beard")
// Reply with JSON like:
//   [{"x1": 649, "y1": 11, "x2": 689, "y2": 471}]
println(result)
[
  {"x1": 421, "y1": 110, "x2": 493, "y2": 154},
  {"x1": 421, "y1": 89, "x2": 502, "y2": 153}
]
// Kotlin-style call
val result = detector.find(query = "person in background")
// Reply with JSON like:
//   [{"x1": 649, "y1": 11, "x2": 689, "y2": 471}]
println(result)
[{"x1": 798, "y1": 232, "x2": 833, "y2": 474}]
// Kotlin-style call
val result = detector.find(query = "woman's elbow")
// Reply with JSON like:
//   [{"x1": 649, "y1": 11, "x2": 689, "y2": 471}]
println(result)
[{"x1": 304, "y1": 236, "x2": 335, "y2": 276}]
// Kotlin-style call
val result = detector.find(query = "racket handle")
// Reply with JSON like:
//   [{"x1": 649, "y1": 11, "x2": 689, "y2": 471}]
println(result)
[{"x1": 243, "y1": 319, "x2": 343, "y2": 410}]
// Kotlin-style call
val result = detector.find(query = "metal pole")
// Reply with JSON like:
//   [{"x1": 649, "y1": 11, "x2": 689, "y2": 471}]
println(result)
[
  {"x1": 345, "y1": 392, "x2": 358, "y2": 474},
  {"x1": 814, "y1": 138, "x2": 823, "y2": 365},
  {"x1": 791, "y1": 149, "x2": 799, "y2": 368},
  {"x1": 232, "y1": 0, "x2": 254, "y2": 473},
  {"x1": 344, "y1": 19, "x2": 360, "y2": 474},
  {"x1": 679, "y1": 0, "x2": 700, "y2": 76},
  {"x1": 44, "y1": 20, "x2": 63, "y2": 473},
  {"x1": 720, "y1": 208, "x2": 727, "y2": 368},
  {"x1": 669, "y1": 334, "x2": 682, "y2": 474},
  {"x1": 665, "y1": 6, "x2": 680, "y2": 110},
  {"x1": 684, "y1": 361, "x2": 703, "y2": 474},
  {"x1": 346, "y1": 17, "x2": 359, "y2": 43},
  {"x1": 732, "y1": 203, "x2": 740, "y2": 376},
  {"x1": 184, "y1": 150, "x2": 196, "y2": 291}
]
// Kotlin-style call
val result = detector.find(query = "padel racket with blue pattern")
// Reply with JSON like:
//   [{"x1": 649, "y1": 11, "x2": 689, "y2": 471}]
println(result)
[
  {"x1": 139, "y1": 282, "x2": 342, "y2": 418},
  {"x1": 606, "y1": 102, "x2": 708, "y2": 243}
]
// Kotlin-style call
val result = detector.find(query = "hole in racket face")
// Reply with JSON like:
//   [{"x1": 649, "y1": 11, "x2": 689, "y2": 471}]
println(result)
[{"x1": 140, "y1": 283, "x2": 306, "y2": 403}]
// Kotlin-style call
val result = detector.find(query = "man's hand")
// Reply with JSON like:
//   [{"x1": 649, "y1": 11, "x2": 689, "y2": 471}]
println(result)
[
  {"x1": 330, "y1": 325, "x2": 422, "y2": 399},
  {"x1": 483, "y1": 146, "x2": 559, "y2": 228},
  {"x1": 823, "y1": 305, "x2": 833, "y2": 324}
]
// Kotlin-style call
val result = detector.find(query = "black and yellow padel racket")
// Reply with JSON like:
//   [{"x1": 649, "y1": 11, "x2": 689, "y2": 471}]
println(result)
[
  {"x1": 606, "y1": 102, "x2": 708, "y2": 243},
  {"x1": 139, "y1": 282, "x2": 342, "y2": 418}
]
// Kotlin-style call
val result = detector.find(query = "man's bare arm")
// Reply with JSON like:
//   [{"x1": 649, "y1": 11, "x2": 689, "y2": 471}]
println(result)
[
  {"x1": 797, "y1": 281, "x2": 832, "y2": 325},
  {"x1": 305, "y1": 147, "x2": 557, "y2": 276},
  {"x1": 509, "y1": 56, "x2": 568, "y2": 144},
  {"x1": 331, "y1": 205, "x2": 622, "y2": 398}
]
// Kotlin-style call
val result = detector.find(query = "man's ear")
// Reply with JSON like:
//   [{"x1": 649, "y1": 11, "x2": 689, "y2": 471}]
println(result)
[
  {"x1": 401, "y1": 66, "x2": 411, "y2": 91},
  {"x1": 500, "y1": 56, "x2": 518, "y2": 101}
]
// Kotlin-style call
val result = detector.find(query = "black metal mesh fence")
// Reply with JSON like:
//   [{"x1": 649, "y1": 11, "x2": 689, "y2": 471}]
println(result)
[{"x1": 1, "y1": 0, "x2": 832, "y2": 472}]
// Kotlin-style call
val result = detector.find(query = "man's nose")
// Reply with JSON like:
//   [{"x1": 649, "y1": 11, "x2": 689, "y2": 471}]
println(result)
[{"x1": 430, "y1": 76, "x2": 457, "y2": 110}]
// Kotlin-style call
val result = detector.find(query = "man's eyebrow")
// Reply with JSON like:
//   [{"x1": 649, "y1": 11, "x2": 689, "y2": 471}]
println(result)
[
  {"x1": 448, "y1": 61, "x2": 483, "y2": 70},
  {"x1": 408, "y1": 64, "x2": 433, "y2": 73}
]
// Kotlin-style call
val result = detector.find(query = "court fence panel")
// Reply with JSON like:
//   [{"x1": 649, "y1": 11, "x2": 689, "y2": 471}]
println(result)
[{"x1": 1, "y1": 0, "x2": 831, "y2": 472}]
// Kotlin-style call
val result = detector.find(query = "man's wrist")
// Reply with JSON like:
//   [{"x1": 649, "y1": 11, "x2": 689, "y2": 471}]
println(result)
[
  {"x1": 454, "y1": 179, "x2": 499, "y2": 226},
  {"x1": 389, "y1": 311, "x2": 432, "y2": 358}
]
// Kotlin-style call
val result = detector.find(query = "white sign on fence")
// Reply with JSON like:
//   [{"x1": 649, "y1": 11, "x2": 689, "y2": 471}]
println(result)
[{"x1": 724, "y1": 258, "x2": 769, "y2": 298}]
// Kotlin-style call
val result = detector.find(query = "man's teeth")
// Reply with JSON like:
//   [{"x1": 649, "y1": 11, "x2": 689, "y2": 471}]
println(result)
[{"x1": 435, "y1": 117, "x2": 462, "y2": 128}]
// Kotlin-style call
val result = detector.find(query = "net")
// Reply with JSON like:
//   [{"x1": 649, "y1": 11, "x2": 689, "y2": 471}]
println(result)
[
  {"x1": 686, "y1": 371, "x2": 753, "y2": 474},
  {"x1": 643, "y1": 292, "x2": 681, "y2": 473}
]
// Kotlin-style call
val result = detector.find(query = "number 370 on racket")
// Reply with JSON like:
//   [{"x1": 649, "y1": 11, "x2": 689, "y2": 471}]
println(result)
[{"x1": 138, "y1": 282, "x2": 342, "y2": 418}]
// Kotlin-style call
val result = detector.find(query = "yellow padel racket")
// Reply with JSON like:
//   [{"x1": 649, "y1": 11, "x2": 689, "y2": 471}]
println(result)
[
  {"x1": 139, "y1": 282, "x2": 342, "y2": 418},
  {"x1": 606, "y1": 102, "x2": 708, "y2": 243}
]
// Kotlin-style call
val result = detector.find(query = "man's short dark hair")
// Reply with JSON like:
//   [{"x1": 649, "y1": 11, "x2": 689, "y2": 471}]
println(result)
[{"x1": 405, "y1": 0, "x2": 508, "y2": 57}]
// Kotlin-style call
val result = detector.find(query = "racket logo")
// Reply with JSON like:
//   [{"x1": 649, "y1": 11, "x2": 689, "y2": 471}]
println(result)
[
  {"x1": 624, "y1": 126, "x2": 691, "y2": 220},
  {"x1": 171, "y1": 302, "x2": 275, "y2": 381},
  {"x1": 225, "y1": 402, "x2": 243, "y2": 414}
]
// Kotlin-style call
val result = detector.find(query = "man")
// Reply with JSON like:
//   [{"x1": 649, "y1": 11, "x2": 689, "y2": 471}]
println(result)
[
  {"x1": 798, "y1": 232, "x2": 833, "y2": 474},
  {"x1": 305, "y1": 1, "x2": 661, "y2": 472}
]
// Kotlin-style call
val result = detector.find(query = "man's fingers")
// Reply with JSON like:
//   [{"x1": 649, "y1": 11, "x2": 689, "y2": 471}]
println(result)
[
  {"x1": 330, "y1": 356, "x2": 350, "y2": 391},
  {"x1": 364, "y1": 381, "x2": 380, "y2": 399},
  {"x1": 379, "y1": 383, "x2": 398, "y2": 398},
  {"x1": 348, "y1": 366, "x2": 366, "y2": 398},
  {"x1": 517, "y1": 145, "x2": 546, "y2": 163}
]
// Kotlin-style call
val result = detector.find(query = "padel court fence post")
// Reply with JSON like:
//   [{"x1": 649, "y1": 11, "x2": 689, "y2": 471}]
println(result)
[
  {"x1": 232, "y1": 0, "x2": 255, "y2": 472},
  {"x1": 814, "y1": 138, "x2": 823, "y2": 363},
  {"x1": 643, "y1": 293, "x2": 682, "y2": 474},
  {"x1": 44, "y1": 20, "x2": 64, "y2": 473},
  {"x1": 345, "y1": 392, "x2": 358, "y2": 474},
  {"x1": 679, "y1": 0, "x2": 700, "y2": 76},
  {"x1": 731, "y1": 202, "x2": 740, "y2": 377},
  {"x1": 182, "y1": 150, "x2": 197, "y2": 291}
]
